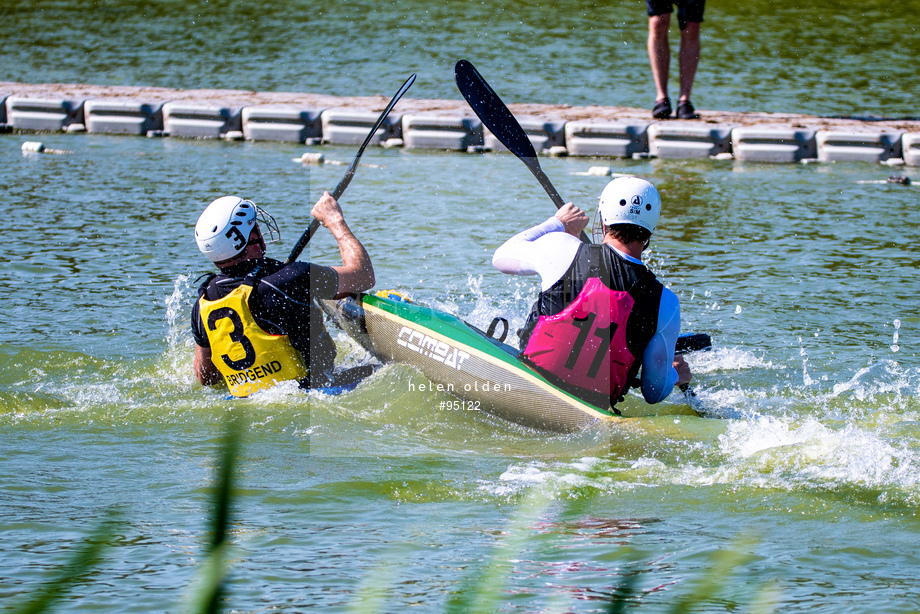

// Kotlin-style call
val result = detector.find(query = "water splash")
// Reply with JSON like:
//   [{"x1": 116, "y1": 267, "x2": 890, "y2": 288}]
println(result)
[
  {"x1": 798, "y1": 336, "x2": 814, "y2": 387},
  {"x1": 690, "y1": 347, "x2": 775, "y2": 376},
  {"x1": 161, "y1": 274, "x2": 198, "y2": 387},
  {"x1": 714, "y1": 415, "x2": 920, "y2": 504}
]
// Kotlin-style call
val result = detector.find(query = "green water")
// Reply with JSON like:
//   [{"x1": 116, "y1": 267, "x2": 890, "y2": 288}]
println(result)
[
  {"x1": 3, "y1": 1, "x2": 920, "y2": 612},
  {"x1": 3, "y1": 132, "x2": 919, "y2": 612},
  {"x1": 3, "y1": 0, "x2": 920, "y2": 117}
]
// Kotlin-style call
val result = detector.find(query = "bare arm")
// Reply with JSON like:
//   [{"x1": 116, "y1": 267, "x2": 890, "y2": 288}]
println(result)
[
  {"x1": 194, "y1": 344, "x2": 223, "y2": 386},
  {"x1": 311, "y1": 191, "x2": 375, "y2": 296}
]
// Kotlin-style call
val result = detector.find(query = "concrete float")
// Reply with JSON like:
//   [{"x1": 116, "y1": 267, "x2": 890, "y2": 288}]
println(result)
[
  {"x1": 902, "y1": 133, "x2": 920, "y2": 166},
  {"x1": 3, "y1": 83, "x2": 920, "y2": 169},
  {"x1": 563, "y1": 120, "x2": 651, "y2": 158},
  {"x1": 730, "y1": 126, "x2": 818, "y2": 163},
  {"x1": 816, "y1": 129, "x2": 904, "y2": 163},
  {"x1": 648, "y1": 122, "x2": 733, "y2": 159},
  {"x1": 162, "y1": 103, "x2": 242, "y2": 139},
  {"x1": 84, "y1": 99, "x2": 164, "y2": 135},
  {"x1": 241, "y1": 106, "x2": 324, "y2": 143},
  {"x1": 320, "y1": 107, "x2": 402, "y2": 146},
  {"x1": 483, "y1": 118, "x2": 565, "y2": 153},
  {"x1": 401, "y1": 113, "x2": 482, "y2": 150},
  {"x1": 5, "y1": 97, "x2": 83, "y2": 132}
]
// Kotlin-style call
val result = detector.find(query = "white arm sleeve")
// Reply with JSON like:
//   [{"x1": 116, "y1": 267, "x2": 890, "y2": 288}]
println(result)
[
  {"x1": 493, "y1": 217, "x2": 583, "y2": 291},
  {"x1": 639, "y1": 288, "x2": 681, "y2": 404}
]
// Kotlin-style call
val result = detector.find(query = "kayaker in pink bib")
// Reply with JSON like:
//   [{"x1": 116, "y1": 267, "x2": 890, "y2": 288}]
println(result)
[{"x1": 493, "y1": 177, "x2": 692, "y2": 411}]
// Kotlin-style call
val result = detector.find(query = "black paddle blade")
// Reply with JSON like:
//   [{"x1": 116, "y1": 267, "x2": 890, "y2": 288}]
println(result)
[
  {"x1": 454, "y1": 59, "x2": 538, "y2": 164},
  {"x1": 455, "y1": 59, "x2": 590, "y2": 244},
  {"x1": 676, "y1": 332, "x2": 712, "y2": 355}
]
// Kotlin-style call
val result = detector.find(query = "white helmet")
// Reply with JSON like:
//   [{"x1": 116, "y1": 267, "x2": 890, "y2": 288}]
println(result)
[
  {"x1": 596, "y1": 177, "x2": 662, "y2": 234},
  {"x1": 194, "y1": 196, "x2": 280, "y2": 263}
]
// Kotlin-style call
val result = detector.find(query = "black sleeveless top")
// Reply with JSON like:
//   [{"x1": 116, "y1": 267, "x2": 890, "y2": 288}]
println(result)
[{"x1": 519, "y1": 244, "x2": 664, "y2": 403}]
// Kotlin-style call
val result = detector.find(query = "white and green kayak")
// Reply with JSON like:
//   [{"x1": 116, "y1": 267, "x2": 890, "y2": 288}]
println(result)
[{"x1": 321, "y1": 292, "x2": 710, "y2": 433}]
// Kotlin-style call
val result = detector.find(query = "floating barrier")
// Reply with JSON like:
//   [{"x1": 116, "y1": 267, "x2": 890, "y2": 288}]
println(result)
[
  {"x1": 902, "y1": 133, "x2": 920, "y2": 166},
  {"x1": 241, "y1": 105, "x2": 324, "y2": 142},
  {"x1": 564, "y1": 120, "x2": 650, "y2": 158},
  {"x1": 84, "y1": 100, "x2": 164, "y2": 135},
  {"x1": 484, "y1": 118, "x2": 565, "y2": 153},
  {"x1": 4, "y1": 87, "x2": 920, "y2": 168},
  {"x1": 6, "y1": 97, "x2": 83, "y2": 131},
  {"x1": 162, "y1": 103, "x2": 242, "y2": 139},
  {"x1": 648, "y1": 123, "x2": 733, "y2": 159},
  {"x1": 816, "y1": 129, "x2": 904, "y2": 163},
  {"x1": 731, "y1": 126, "x2": 818, "y2": 163},
  {"x1": 320, "y1": 107, "x2": 402, "y2": 146},
  {"x1": 401, "y1": 113, "x2": 482, "y2": 150}
]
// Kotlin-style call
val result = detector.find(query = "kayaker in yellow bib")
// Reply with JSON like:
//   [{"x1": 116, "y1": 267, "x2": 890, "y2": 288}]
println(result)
[{"x1": 191, "y1": 192, "x2": 375, "y2": 396}]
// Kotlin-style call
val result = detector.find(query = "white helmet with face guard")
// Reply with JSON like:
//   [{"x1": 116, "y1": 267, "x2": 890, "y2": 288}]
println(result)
[{"x1": 195, "y1": 196, "x2": 280, "y2": 263}]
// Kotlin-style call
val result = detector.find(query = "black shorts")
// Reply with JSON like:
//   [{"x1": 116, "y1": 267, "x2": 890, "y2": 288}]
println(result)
[{"x1": 646, "y1": 0, "x2": 704, "y2": 29}]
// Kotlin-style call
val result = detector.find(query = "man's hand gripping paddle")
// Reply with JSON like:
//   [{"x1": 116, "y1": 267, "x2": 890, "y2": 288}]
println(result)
[
  {"x1": 454, "y1": 59, "x2": 590, "y2": 245},
  {"x1": 285, "y1": 73, "x2": 417, "y2": 264}
]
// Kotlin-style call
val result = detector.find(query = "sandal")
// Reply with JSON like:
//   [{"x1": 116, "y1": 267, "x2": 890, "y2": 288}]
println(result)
[
  {"x1": 652, "y1": 97, "x2": 672, "y2": 119},
  {"x1": 676, "y1": 99, "x2": 700, "y2": 119}
]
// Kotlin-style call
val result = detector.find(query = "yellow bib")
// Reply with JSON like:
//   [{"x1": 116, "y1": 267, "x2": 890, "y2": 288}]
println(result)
[{"x1": 198, "y1": 282, "x2": 308, "y2": 397}]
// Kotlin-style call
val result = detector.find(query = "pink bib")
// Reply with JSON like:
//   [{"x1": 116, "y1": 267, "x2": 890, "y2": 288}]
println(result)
[{"x1": 523, "y1": 277, "x2": 636, "y2": 398}]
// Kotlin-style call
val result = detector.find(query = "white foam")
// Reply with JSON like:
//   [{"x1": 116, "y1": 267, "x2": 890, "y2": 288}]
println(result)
[
  {"x1": 689, "y1": 347, "x2": 775, "y2": 375},
  {"x1": 713, "y1": 415, "x2": 920, "y2": 500}
]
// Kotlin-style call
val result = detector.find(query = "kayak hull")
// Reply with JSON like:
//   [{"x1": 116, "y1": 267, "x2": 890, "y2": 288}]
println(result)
[{"x1": 321, "y1": 293, "x2": 619, "y2": 433}]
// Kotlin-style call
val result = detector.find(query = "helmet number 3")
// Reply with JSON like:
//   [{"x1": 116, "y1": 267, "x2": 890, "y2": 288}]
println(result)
[
  {"x1": 207, "y1": 307, "x2": 257, "y2": 371},
  {"x1": 226, "y1": 226, "x2": 247, "y2": 252}
]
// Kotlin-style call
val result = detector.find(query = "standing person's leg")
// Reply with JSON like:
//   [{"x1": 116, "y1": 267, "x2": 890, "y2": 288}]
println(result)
[
  {"x1": 675, "y1": 0, "x2": 703, "y2": 119},
  {"x1": 678, "y1": 21, "x2": 700, "y2": 104},
  {"x1": 647, "y1": 12, "x2": 672, "y2": 118}
]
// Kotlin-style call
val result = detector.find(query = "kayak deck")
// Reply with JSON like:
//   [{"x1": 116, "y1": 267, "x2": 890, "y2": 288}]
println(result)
[{"x1": 321, "y1": 293, "x2": 620, "y2": 433}]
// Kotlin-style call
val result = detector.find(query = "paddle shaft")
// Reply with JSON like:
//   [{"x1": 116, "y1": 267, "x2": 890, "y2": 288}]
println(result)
[
  {"x1": 283, "y1": 159, "x2": 370, "y2": 262},
  {"x1": 675, "y1": 332, "x2": 710, "y2": 412},
  {"x1": 284, "y1": 73, "x2": 416, "y2": 264},
  {"x1": 454, "y1": 59, "x2": 590, "y2": 244}
]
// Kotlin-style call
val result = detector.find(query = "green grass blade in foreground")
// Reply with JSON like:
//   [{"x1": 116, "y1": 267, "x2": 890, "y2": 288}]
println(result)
[
  {"x1": 604, "y1": 564, "x2": 642, "y2": 614},
  {"x1": 746, "y1": 579, "x2": 783, "y2": 614},
  {"x1": 666, "y1": 536, "x2": 768, "y2": 613},
  {"x1": 345, "y1": 555, "x2": 401, "y2": 614},
  {"x1": 10, "y1": 511, "x2": 123, "y2": 614},
  {"x1": 445, "y1": 488, "x2": 553, "y2": 614},
  {"x1": 183, "y1": 418, "x2": 242, "y2": 614},
  {"x1": 184, "y1": 543, "x2": 232, "y2": 614}
]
